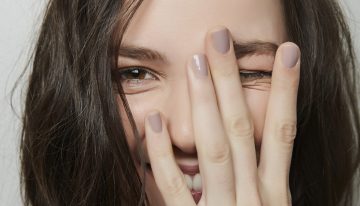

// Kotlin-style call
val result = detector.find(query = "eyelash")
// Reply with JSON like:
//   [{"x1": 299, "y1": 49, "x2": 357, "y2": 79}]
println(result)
[
  {"x1": 112, "y1": 66, "x2": 272, "y2": 83},
  {"x1": 239, "y1": 70, "x2": 272, "y2": 79},
  {"x1": 112, "y1": 66, "x2": 161, "y2": 82}
]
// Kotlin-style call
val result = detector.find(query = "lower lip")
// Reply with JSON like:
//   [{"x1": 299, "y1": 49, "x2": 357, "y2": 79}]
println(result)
[
  {"x1": 146, "y1": 164, "x2": 202, "y2": 204},
  {"x1": 191, "y1": 190, "x2": 202, "y2": 204}
]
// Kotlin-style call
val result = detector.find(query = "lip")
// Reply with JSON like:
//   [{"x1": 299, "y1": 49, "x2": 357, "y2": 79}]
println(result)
[
  {"x1": 178, "y1": 164, "x2": 200, "y2": 176},
  {"x1": 191, "y1": 190, "x2": 202, "y2": 204},
  {"x1": 145, "y1": 163, "x2": 202, "y2": 203},
  {"x1": 145, "y1": 163, "x2": 200, "y2": 176}
]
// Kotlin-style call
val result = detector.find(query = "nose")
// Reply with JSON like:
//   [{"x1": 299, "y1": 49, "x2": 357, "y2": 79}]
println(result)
[{"x1": 166, "y1": 82, "x2": 196, "y2": 154}]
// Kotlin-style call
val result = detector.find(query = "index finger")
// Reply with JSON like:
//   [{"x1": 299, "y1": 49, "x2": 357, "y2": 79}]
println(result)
[
  {"x1": 145, "y1": 111, "x2": 196, "y2": 206},
  {"x1": 205, "y1": 26, "x2": 261, "y2": 205}
]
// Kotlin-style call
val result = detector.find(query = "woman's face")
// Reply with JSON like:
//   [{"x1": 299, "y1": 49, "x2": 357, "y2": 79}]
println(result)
[{"x1": 116, "y1": 0, "x2": 287, "y2": 205}]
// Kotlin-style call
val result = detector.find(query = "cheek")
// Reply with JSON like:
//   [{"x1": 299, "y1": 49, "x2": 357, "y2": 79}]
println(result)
[
  {"x1": 116, "y1": 94, "x2": 159, "y2": 153},
  {"x1": 243, "y1": 89, "x2": 270, "y2": 146},
  {"x1": 118, "y1": 88, "x2": 270, "y2": 151}
]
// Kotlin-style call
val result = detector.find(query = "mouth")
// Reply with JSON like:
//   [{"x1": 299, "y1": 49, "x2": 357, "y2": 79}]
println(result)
[{"x1": 145, "y1": 163, "x2": 202, "y2": 204}]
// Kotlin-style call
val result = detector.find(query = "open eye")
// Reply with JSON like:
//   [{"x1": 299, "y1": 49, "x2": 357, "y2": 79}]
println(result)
[
  {"x1": 113, "y1": 67, "x2": 158, "y2": 82},
  {"x1": 111, "y1": 66, "x2": 161, "y2": 94}
]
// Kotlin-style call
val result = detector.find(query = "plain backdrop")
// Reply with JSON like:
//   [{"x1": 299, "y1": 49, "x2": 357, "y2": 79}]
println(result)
[{"x1": 1, "y1": 0, "x2": 359, "y2": 205}]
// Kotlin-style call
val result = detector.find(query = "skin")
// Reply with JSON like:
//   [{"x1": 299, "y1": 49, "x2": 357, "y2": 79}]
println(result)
[{"x1": 115, "y1": 0, "x2": 300, "y2": 205}]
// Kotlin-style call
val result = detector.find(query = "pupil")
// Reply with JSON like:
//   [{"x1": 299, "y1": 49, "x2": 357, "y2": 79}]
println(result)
[
  {"x1": 131, "y1": 70, "x2": 140, "y2": 78},
  {"x1": 126, "y1": 69, "x2": 145, "y2": 79}
]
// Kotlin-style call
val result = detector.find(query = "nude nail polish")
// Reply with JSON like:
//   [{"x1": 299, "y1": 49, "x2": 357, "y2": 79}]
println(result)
[
  {"x1": 191, "y1": 54, "x2": 208, "y2": 78},
  {"x1": 211, "y1": 28, "x2": 230, "y2": 54},
  {"x1": 148, "y1": 112, "x2": 162, "y2": 133},
  {"x1": 282, "y1": 44, "x2": 300, "y2": 69}
]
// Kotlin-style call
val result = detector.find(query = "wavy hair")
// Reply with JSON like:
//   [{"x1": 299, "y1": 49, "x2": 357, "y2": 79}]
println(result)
[{"x1": 13, "y1": 0, "x2": 359, "y2": 205}]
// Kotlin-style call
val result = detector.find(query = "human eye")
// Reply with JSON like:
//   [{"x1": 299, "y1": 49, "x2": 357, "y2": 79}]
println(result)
[
  {"x1": 239, "y1": 70, "x2": 272, "y2": 83},
  {"x1": 112, "y1": 66, "x2": 160, "y2": 93}
]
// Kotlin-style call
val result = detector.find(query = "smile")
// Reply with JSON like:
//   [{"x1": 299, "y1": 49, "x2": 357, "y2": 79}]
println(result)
[{"x1": 146, "y1": 163, "x2": 203, "y2": 204}]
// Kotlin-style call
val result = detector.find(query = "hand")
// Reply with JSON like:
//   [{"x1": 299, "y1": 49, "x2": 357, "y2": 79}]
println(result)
[{"x1": 144, "y1": 26, "x2": 300, "y2": 206}]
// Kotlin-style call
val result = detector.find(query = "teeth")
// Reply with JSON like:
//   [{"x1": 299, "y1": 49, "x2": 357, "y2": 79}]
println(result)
[
  {"x1": 192, "y1": 173, "x2": 202, "y2": 191},
  {"x1": 184, "y1": 174, "x2": 193, "y2": 190},
  {"x1": 183, "y1": 173, "x2": 202, "y2": 192}
]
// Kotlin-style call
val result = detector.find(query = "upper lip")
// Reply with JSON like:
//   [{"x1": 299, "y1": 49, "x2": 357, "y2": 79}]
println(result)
[{"x1": 178, "y1": 164, "x2": 200, "y2": 176}]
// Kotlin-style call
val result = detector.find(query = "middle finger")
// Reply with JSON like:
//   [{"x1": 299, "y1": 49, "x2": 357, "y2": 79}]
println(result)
[{"x1": 205, "y1": 26, "x2": 261, "y2": 205}]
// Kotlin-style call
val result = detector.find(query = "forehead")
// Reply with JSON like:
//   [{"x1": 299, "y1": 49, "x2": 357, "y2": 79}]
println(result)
[{"x1": 122, "y1": 0, "x2": 286, "y2": 63}]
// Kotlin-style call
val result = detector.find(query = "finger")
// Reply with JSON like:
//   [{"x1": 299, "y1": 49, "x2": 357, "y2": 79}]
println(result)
[
  {"x1": 145, "y1": 111, "x2": 195, "y2": 206},
  {"x1": 205, "y1": 26, "x2": 261, "y2": 205},
  {"x1": 257, "y1": 42, "x2": 300, "y2": 205},
  {"x1": 187, "y1": 55, "x2": 236, "y2": 204}
]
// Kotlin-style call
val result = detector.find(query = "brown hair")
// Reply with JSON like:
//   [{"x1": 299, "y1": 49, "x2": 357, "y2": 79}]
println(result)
[{"x1": 13, "y1": 0, "x2": 359, "y2": 205}]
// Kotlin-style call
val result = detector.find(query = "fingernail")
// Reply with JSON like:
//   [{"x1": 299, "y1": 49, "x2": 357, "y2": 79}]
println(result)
[
  {"x1": 282, "y1": 43, "x2": 300, "y2": 69},
  {"x1": 148, "y1": 112, "x2": 162, "y2": 133},
  {"x1": 211, "y1": 28, "x2": 230, "y2": 54},
  {"x1": 191, "y1": 54, "x2": 208, "y2": 78}
]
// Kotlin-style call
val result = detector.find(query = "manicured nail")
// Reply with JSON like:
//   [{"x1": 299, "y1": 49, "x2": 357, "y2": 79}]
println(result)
[
  {"x1": 148, "y1": 112, "x2": 162, "y2": 133},
  {"x1": 191, "y1": 54, "x2": 208, "y2": 78},
  {"x1": 282, "y1": 43, "x2": 300, "y2": 69},
  {"x1": 211, "y1": 28, "x2": 230, "y2": 54}
]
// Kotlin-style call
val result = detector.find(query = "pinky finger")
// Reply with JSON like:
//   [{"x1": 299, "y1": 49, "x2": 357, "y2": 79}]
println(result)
[{"x1": 145, "y1": 111, "x2": 196, "y2": 206}]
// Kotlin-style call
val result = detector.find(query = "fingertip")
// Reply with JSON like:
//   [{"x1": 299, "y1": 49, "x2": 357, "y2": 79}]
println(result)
[
  {"x1": 206, "y1": 25, "x2": 232, "y2": 55},
  {"x1": 281, "y1": 41, "x2": 299, "y2": 49},
  {"x1": 206, "y1": 25, "x2": 228, "y2": 43},
  {"x1": 278, "y1": 42, "x2": 301, "y2": 69},
  {"x1": 145, "y1": 111, "x2": 172, "y2": 158},
  {"x1": 272, "y1": 42, "x2": 301, "y2": 87},
  {"x1": 146, "y1": 110, "x2": 163, "y2": 133}
]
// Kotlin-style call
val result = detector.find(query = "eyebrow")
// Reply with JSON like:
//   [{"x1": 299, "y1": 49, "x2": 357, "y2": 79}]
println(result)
[{"x1": 118, "y1": 41, "x2": 278, "y2": 64}]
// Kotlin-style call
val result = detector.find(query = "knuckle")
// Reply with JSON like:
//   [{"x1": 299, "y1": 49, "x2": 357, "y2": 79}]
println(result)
[
  {"x1": 275, "y1": 121, "x2": 297, "y2": 144},
  {"x1": 206, "y1": 142, "x2": 232, "y2": 164},
  {"x1": 227, "y1": 115, "x2": 254, "y2": 139}
]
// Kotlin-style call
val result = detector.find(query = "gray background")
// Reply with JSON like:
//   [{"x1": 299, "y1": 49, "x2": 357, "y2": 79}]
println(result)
[{"x1": 1, "y1": 0, "x2": 359, "y2": 205}]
